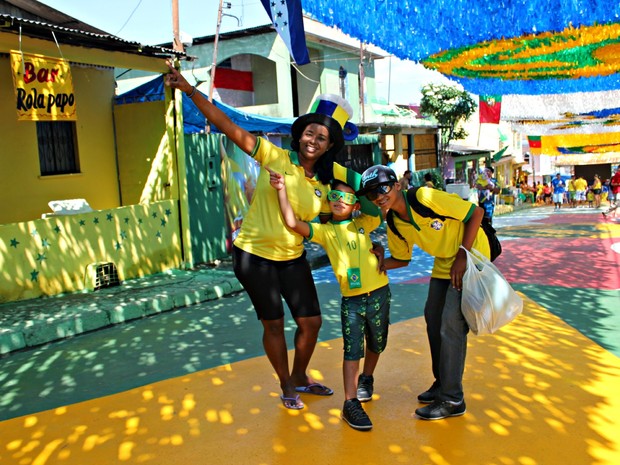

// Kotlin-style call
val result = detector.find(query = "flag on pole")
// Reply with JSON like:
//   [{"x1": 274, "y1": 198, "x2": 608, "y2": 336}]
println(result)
[
  {"x1": 527, "y1": 135, "x2": 542, "y2": 155},
  {"x1": 492, "y1": 146, "x2": 508, "y2": 162},
  {"x1": 479, "y1": 95, "x2": 502, "y2": 124},
  {"x1": 260, "y1": 0, "x2": 310, "y2": 65}
]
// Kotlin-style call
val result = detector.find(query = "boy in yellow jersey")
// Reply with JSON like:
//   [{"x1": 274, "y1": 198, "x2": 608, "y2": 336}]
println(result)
[
  {"x1": 267, "y1": 167, "x2": 390, "y2": 431},
  {"x1": 357, "y1": 165, "x2": 488, "y2": 421}
]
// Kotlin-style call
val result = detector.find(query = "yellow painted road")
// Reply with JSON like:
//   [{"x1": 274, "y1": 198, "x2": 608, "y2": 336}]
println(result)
[{"x1": 2, "y1": 293, "x2": 619, "y2": 465}]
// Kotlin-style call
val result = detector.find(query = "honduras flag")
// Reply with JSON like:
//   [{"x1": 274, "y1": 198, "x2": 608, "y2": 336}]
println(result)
[{"x1": 260, "y1": 0, "x2": 310, "y2": 65}]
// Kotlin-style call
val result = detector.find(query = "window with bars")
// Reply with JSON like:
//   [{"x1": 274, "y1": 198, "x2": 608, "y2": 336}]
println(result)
[{"x1": 36, "y1": 121, "x2": 80, "y2": 176}]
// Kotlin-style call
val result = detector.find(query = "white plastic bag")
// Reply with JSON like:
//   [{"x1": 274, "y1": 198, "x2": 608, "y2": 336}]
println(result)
[{"x1": 460, "y1": 247, "x2": 523, "y2": 335}]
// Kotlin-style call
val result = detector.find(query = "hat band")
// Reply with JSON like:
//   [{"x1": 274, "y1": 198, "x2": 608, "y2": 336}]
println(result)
[{"x1": 311, "y1": 100, "x2": 349, "y2": 129}]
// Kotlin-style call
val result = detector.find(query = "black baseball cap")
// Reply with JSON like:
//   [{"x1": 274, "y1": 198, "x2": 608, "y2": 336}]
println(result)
[{"x1": 356, "y1": 165, "x2": 398, "y2": 197}]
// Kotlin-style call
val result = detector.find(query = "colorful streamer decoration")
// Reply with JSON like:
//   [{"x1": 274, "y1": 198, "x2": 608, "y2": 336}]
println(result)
[
  {"x1": 423, "y1": 23, "x2": 620, "y2": 94},
  {"x1": 525, "y1": 131, "x2": 620, "y2": 156},
  {"x1": 303, "y1": 0, "x2": 620, "y2": 95},
  {"x1": 556, "y1": 142, "x2": 620, "y2": 154}
]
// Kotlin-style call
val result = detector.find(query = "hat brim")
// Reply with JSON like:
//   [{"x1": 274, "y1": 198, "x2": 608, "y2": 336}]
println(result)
[
  {"x1": 356, "y1": 181, "x2": 391, "y2": 197},
  {"x1": 291, "y1": 113, "x2": 344, "y2": 154}
]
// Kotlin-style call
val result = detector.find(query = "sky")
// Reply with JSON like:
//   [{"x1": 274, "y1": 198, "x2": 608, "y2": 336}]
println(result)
[{"x1": 38, "y1": 0, "x2": 451, "y2": 104}]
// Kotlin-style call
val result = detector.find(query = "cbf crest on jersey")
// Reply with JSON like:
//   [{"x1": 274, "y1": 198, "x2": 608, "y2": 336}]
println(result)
[{"x1": 430, "y1": 219, "x2": 443, "y2": 230}]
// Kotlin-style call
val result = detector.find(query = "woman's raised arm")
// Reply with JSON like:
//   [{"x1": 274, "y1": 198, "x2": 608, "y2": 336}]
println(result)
[{"x1": 165, "y1": 61, "x2": 257, "y2": 154}]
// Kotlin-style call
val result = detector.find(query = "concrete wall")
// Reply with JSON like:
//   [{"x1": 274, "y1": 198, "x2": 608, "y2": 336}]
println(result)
[
  {"x1": 0, "y1": 200, "x2": 182, "y2": 303},
  {"x1": 113, "y1": 98, "x2": 178, "y2": 206}
]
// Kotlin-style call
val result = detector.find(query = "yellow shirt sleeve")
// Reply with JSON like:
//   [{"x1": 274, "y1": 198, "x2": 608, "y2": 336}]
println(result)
[{"x1": 234, "y1": 138, "x2": 330, "y2": 260}]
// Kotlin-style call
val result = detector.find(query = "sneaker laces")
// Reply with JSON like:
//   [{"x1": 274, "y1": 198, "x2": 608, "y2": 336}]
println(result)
[{"x1": 346, "y1": 402, "x2": 370, "y2": 422}]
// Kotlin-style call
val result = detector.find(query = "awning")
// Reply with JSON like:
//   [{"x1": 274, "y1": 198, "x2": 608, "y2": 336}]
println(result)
[
  {"x1": 115, "y1": 75, "x2": 295, "y2": 135},
  {"x1": 447, "y1": 145, "x2": 492, "y2": 163}
]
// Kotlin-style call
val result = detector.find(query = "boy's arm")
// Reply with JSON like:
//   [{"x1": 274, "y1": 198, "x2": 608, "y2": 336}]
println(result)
[
  {"x1": 383, "y1": 256, "x2": 410, "y2": 270},
  {"x1": 266, "y1": 167, "x2": 311, "y2": 238},
  {"x1": 452, "y1": 205, "x2": 484, "y2": 290}
]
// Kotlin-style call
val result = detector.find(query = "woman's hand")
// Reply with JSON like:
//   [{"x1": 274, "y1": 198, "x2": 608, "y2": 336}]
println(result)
[{"x1": 165, "y1": 61, "x2": 193, "y2": 94}]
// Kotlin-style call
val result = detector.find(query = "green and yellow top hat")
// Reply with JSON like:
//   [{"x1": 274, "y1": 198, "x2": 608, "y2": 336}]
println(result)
[{"x1": 291, "y1": 94, "x2": 359, "y2": 156}]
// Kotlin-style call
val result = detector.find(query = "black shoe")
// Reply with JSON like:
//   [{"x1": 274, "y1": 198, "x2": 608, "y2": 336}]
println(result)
[
  {"x1": 417, "y1": 382, "x2": 440, "y2": 404},
  {"x1": 415, "y1": 400, "x2": 466, "y2": 420},
  {"x1": 357, "y1": 374, "x2": 374, "y2": 402},
  {"x1": 342, "y1": 399, "x2": 373, "y2": 430}
]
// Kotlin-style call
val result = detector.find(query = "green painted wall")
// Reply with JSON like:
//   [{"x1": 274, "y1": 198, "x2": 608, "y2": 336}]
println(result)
[{"x1": 184, "y1": 134, "x2": 228, "y2": 265}]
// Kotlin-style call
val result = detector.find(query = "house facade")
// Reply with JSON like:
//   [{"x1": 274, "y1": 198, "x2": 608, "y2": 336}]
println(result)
[
  {"x1": 119, "y1": 17, "x2": 439, "y2": 180},
  {"x1": 0, "y1": 2, "x2": 186, "y2": 303},
  {"x1": 1, "y1": 4, "x2": 439, "y2": 304}
]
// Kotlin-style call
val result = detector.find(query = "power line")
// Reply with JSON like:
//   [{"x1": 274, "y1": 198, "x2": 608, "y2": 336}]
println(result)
[{"x1": 115, "y1": 0, "x2": 144, "y2": 37}]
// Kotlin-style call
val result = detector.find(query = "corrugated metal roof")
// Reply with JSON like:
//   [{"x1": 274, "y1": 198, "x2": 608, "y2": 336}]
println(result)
[
  {"x1": 1, "y1": 0, "x2": 109, "y2": 34},
  {"x1": 0, "y1": 13, "x2": 186, "y2": 60}
]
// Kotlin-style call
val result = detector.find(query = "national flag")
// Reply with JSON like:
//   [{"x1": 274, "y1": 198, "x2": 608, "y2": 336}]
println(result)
[
  {"x1": 479, "y1": 95, "x2": 502, "y2": 124},
  {"x1": 213, "y1": 68, "x2": 254, "y2": 106},
  {"x1": 527, "y1": 135, "x2": 542, "y2": 155},
  {"x1": 260, "y1": 0, "x2": 310, "y2": 65}
]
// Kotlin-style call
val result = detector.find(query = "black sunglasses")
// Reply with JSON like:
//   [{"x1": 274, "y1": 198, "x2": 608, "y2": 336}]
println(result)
[{"x1": 366, "y1": 183, "x2": 395, "y2": 201}]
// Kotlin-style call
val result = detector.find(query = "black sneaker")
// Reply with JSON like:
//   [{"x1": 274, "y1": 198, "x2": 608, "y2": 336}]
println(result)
[
  {"x1": 415, "y1": 400, "x2": 466, "y2": 420},
  {"x1": 342, "y1": 399, "x2": 373, "y2": 430},
  {"x1": 417, "y1": 382, "x2": 440, "y2": 404},
  {"x1": 357, "y1": 374, "x2": 374, "y2": 402}
]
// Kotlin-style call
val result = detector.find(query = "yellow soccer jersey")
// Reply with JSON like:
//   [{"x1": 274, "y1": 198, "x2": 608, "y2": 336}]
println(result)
[
  {"x1": 308, "y1": 214, "x2": 389, "y2": 297},
  {"x1": 234, "y1": 137, "x2": 330, "y2": 261},
  {"x1": 574, "y1": 178, "x2": 588, "y2": 191},
  {"x1": 387, "y1": 188, "x2": 491, "y2": 279}
]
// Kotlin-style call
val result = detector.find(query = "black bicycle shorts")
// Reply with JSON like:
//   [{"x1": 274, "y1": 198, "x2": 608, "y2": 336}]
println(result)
[{"x1": 232, "y1": 245, "x2": 321, "y2": 321}]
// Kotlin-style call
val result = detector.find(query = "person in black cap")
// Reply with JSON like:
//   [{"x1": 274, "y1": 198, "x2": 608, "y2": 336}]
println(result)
[
  {"x1": 357, "y1": 164, "x2": 489, "y2": 420},
  {"x1": 166, "y1": 62, "x2": 359, "y2": 410}
]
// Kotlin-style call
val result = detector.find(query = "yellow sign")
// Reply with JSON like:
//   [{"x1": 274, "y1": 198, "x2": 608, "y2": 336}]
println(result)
[{"x1": 10, "y1": 51, "x2": 77, "y2": 121}]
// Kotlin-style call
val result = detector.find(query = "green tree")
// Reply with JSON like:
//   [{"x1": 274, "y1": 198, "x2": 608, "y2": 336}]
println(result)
[{"x1": 420, "y1": 84, "x2": 476, "y2": 178}]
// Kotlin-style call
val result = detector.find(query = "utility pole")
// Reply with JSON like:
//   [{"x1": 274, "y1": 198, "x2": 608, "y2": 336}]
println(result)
[
  {"x1": 359, "y1": 42, "x2": 366, "y2": 124},
  {"x1": 172, "y1": 0, "x2": 184, "y2": 53},
  {"x1": 209, "y1": 0, "x2": 225, "y2": 104}
]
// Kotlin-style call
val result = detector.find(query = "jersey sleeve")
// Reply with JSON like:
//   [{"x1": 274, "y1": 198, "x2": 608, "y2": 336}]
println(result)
[
  {"x1": 358, "y1": 214, "x2": 382, "y2": 233},
  {"x1": 415, "y1": 187, "x2": 476, "y2": 223}
]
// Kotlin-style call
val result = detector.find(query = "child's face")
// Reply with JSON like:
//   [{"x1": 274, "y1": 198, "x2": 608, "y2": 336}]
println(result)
[
  {"x1": 367, "y1": 182, "x2": 401, "y2": 210},
  {"x1": 328, "y1": 185, "x2": 359, "y2": 218}
]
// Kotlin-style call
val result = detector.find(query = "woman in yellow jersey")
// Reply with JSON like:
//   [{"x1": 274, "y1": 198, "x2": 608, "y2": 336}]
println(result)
[
  {"x1": 357, "y1": 165, "x2": 488, "y2": 421},
  {"x1": 166, "y1": 63, "x2": 359, "y2": 410}
]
